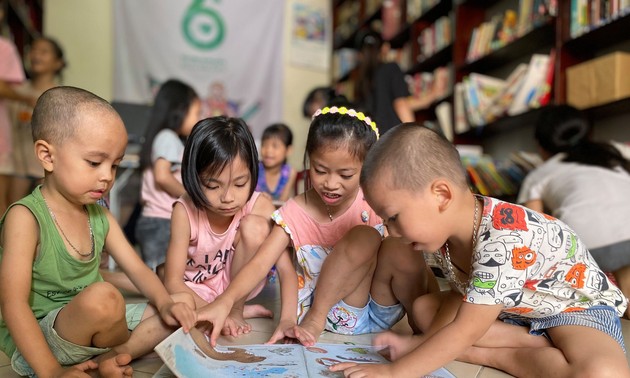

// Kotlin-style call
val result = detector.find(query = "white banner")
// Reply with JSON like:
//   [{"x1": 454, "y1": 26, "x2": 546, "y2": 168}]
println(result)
[{"x1": 113, "y1": 0, "x2": 284, "y2": 139}]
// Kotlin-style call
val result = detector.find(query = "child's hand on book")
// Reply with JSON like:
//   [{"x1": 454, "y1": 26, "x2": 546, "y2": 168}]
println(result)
[
  {"x1": 196, "y1": 297, "x2": 234, "y2": 346},
  {"x1": 159, "y1": 301, "x2": 197, "y2": 333},
  {"x1": 266, "y1": 318, "x2": 298, "y2": 344},
  {"x1": 329, "y1": 361, "x2": 394, "y2": 377}
]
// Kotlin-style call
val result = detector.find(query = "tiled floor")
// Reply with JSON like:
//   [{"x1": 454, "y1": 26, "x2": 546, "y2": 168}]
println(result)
[{"x1": 2, "y1": 280, "x2": 630, "y2": 377}]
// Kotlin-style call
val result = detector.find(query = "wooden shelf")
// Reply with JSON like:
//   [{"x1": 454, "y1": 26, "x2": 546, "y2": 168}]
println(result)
[
  {"x1": 408, "y1": 44, "x2": 453, "y2": 74},
  {"x1": 389, "y1": 0, "x2": 452, "y2": 49},
  {"x1": 457, "y1": 107, "x2": 545, "y2": 139},
  {"x1": 333, "y1": 7, "x2": 382, "y2": 50},
  {"x1": 583, "y1": 97, "x2": 630, "y2": 121},
  {"x1": 459, "y1": 19, "x2": 555, "y2": 74}
]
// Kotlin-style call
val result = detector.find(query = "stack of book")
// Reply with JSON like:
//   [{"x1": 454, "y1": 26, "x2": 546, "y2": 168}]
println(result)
[
  {"x1": 454, "y1": 50, "x2": 554, "y2": 133},
  {"x1": 461, "y1": 151, "x2": 543, "y2": 198},
  {"x1": 570, "y1": 0, "x2": 630, "y2": 38},
  {"x1": 466, "y1": 1, "x2": 556, "y2": 63}
]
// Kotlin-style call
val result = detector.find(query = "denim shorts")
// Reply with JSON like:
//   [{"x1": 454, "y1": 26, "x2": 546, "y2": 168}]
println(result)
[
  {"x1": 325, "y1": 296, "x2": 404, "y2": 335},
  {"x1": 11, "y1": 303, "x2": 147, "y2": 377},
  {"x1": 135, "y1": 216, "x2": 171, "y2": 271},
  {"x1": 499, "y1": 305, "x2": 625, "y2": 352}
]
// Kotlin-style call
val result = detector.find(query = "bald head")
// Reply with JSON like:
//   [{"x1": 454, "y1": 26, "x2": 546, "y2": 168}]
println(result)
[
  {"x1": 32, "y1": 86, "x2": 122, "y2": 145},
  {"x1": 361, "y1": 123, "x2": 468, "y2": 193}
]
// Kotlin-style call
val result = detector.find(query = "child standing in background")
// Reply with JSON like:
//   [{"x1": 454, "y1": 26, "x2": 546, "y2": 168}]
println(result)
[
  {"x1": 197, "y1": 107, "x2": 433, "y2": 347},
  {"x1": 163, "y1": 117, "x2": 294, "y2": 337},
  {"x1": 135, "y1": 79, "x2": 201, "y2": 272},
  {"x1": 0, "y1": 86, "x2": 196, "y2": 377},
  {"x1": 8, "y1": 37, "x2": 66, "y2": 204},
  {"x1": 256, "y1": 123, "x2": 297, "y2": 204},
  {"x1": 333, "y1": 124, "x2": 629, "y2": 377},
  {"x1": 0, "y1": 24, "x2": 32, "y2": 216}
]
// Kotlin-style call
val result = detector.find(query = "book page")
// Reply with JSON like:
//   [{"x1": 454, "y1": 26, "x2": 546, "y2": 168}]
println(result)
[
  {"x1": 155, "y1": 327, "x2": 457, "y2": 377},
  {"x1": 154, "y1": 328, "x2": 309, "y2": 377}
]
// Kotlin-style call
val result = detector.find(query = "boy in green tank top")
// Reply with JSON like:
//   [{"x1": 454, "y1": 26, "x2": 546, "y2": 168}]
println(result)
[{"x1": 0, "y1": 86, "x2": 197, "y2": 377}]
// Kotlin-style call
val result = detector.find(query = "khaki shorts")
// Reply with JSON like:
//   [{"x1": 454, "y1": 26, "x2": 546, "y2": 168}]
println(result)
[{"x1": 11, "y1": 303, "x2": 147, "y2": 377}]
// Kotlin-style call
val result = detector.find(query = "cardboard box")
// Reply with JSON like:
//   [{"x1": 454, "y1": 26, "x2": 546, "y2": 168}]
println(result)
[{"x1": 567, "y1": 52, "x2": 630, "y2": 109}]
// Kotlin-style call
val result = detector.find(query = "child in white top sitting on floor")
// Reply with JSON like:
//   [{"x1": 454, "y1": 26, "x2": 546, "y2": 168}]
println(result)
[{"x1": 332, "y1": 123, "x2": 629, "y2": 378}]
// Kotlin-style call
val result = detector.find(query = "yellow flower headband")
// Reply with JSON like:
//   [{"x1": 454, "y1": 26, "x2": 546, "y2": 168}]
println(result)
[{"x1": 312, "y1": 106, "x2": 380, "y2": 139}]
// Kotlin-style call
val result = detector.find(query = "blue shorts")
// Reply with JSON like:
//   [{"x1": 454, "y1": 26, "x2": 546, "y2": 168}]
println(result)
[
  {"x1": 11, "y1": 303, "x2": 147, "y2": 377},
  {"x1": 499, "y1": 305, "x2": 625, "y2": 352},
  {"x1": 325, "y1": 295, "x2": 404, "y2": 335}
]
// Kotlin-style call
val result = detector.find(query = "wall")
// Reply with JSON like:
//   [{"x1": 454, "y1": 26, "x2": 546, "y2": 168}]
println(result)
[
  {"x1": 44, "y1": 0, "x2": 114, "y2": 100},
  {"x1": 44, "y1": 0, "x2": 329, "y2": 171}
]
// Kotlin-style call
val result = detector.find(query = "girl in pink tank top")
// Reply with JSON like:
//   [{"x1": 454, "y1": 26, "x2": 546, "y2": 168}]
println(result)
[{"x1": 163, "y1": 116, "x2": 294, "y2": 337}]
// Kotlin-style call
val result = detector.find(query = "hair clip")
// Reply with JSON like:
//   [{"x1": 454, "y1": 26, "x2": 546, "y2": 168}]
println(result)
[{"x1": 312, "y1": 106, "x2": 380, "y2": 139}]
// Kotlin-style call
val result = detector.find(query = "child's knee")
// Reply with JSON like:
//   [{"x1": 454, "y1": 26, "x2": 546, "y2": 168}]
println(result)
[
  {"x1": 338, "y1": 225, "x2": 381, "y2": 261},
  {"x1": 239, "y1": 215, "x2": 271, "y2": 247},
  {"x1": 78, "y1": 282, "x2": 126, "y2": 319}
]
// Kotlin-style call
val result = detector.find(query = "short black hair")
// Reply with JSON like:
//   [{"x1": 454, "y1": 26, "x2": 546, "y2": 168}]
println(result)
[
  {"x1": 302, "y1": 86, "x2": 336, "y2": 117},
  {"x1": 361, "y1": 123, "x2": 468, "y2": 192},
  {"x1": 262, "y1": 123, "x2": 293, "y2": 147},
  {"x1": 182, "y1": 116, "x2": 259, "y2": 209},
  {"x1": 32, "y1": 86, "x2": 118, "y2": 145}
]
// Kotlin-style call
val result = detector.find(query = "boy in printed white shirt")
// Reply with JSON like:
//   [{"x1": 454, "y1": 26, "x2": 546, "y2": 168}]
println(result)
[{"x1": 333, "y1": 123, "x2": 629, "y2": 378}]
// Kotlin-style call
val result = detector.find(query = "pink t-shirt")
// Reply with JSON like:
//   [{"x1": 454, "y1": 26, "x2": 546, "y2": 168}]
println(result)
[
  {"x1": 140, "y1": 129, "x2": 184, "y2": 219},
  {"x1": 272, "y1": 188, "x2": 384, "y2": 320},
  {"x1": 179, "y1": 192, "x2": 264, "y2": 303},
  {"x1": 0, "y1": 38, "x2": 26, "y2": 172}
]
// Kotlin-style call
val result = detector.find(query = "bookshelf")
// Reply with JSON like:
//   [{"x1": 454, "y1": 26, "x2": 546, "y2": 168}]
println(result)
[{"x1": 332, "y1": 0, "x2": 630, "y2": 198}]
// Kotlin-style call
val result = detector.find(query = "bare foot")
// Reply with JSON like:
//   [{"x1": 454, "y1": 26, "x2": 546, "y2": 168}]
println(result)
[
  {"x1": 243, "y1": 304, "x2": 273, "y2": 319},
  {"x1": 97, "y1": 353, "x2": 133, "y2": 378},
  {"x1": 221, "y1": 308, "x2": 252, "y2": 337}
]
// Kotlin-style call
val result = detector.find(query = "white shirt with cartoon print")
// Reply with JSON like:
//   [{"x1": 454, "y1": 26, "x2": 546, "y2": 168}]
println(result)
[{"x1": 440, "y1": 196, "x2": 627, "y2": 318}]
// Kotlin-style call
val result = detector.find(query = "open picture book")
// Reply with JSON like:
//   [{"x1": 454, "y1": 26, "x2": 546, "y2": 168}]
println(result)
[{"x1": 154, "y1": 327, "x2": 456, "y2": 377}]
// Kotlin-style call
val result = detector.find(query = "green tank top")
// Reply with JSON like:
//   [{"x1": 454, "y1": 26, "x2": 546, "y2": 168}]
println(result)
[{"x1": 0, "y1": 186, "x2": 107, "y2": 357}]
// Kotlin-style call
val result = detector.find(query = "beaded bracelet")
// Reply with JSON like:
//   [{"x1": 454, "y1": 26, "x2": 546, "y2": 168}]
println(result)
[{"x1": 312, "y1": 106, "x2": 380, "y2": 139}]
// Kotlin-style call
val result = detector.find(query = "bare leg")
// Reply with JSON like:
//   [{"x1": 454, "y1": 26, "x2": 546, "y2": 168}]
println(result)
[
  {"x1": 294, "y1": 225, "x2": 381, "y2": 345},
  {"x1": 100, "y1": 269, "x2": 140, "y2": 295},
  {"x1": 224, "y1": 215, "x2": 273, "y2": 336},
  {"x1": 461, "y1": 325, "x2": 630, "y2": 377},
  {"x1": 55, "y1": 282, "x2": 193, "y2": 378},
  {"x1": 613, "y1": 266, "x2": 630, "y2": 319},
  {"x1": 370, "y1": 237, "x2": 438, "y2": 332}
]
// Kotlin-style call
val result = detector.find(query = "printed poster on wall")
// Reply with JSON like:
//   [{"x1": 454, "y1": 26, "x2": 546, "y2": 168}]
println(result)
[
  {"x1": 288, "y1": 0, "x2": 332, "y2": 71},
  {"x1": 113, "y1": 0, "x2": 284, "y2": 140}
]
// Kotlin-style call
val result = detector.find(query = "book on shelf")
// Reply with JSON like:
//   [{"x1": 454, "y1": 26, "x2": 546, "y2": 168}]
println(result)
[
  {"x1": 570, "y1": 0, "x2": 630, "y2": 38},
  {"x1": 483, "y1": 63, "x2": 529, "y2": 122},
  {"x1": 528, "y1": 48, "x2": 555, "y2": 108},
  {"x1": 507, "y1": 53, "x2": 550, "y2": 116},
  {"x1": 463, "y1": 155, "x2": 529, "y2": 197},
  {"x1": 454, "y1": 82, "x2": 470, "y2": 134},
  {"x1": 459, "y1": 73, "x2": 506, "y2": 127},
  {"x1": 435, "y1": 101, "x2": 453, "y2": 142},
  {"x1": 382, "y1": 0, "x2": 402, "y2": 41},
  {"x1": 469, "y1": 73, "x2": 506, "y2": 123},
  {"x1": 517, "y1": 0, "x2": 535, "y2": 36}
]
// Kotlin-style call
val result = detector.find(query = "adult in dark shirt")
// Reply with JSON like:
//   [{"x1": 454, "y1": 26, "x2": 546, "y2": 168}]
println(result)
[{"x1": 354, "y1": 29, "x2": 433, "y2": 134}]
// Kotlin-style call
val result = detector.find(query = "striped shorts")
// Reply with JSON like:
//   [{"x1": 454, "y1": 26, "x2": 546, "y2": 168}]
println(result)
[{"x1": 499, "y1": 305, "x2": 625, "y2": 352}]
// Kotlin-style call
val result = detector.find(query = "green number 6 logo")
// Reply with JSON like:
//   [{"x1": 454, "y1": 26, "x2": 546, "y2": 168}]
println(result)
[{"x1": 182, "y1": 0, "x2": 225, "y2": 50}]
